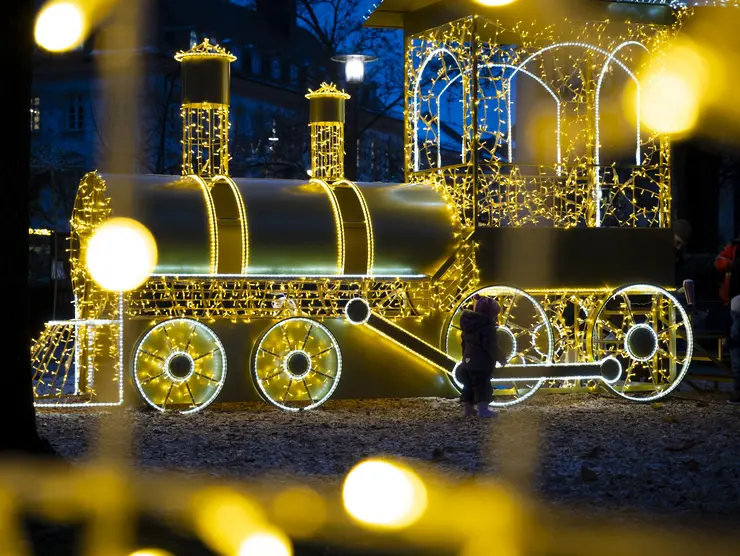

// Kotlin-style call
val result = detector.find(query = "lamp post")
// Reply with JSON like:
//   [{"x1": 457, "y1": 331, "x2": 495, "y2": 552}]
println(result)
[{"x1": 331, "y1": 54, "x2": 377, "y2": 182}]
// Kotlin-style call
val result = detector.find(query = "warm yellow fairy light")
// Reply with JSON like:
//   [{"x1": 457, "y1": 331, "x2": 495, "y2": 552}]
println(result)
[
  {"x1": 34, "y1": 2, "x2": 85, "y2": 52},
  {"x1": 85, "y1": 217, "x2": 158, "y2": 292},
  {"x1": 343, "y1": 459, "x2": 427, "y2": 529},
  {"x1": 475, "y1": 0, "x2": 517, "y2": 6},
  {"x1": 129, "y1": 275, "x2": 432, "y2": 321},
  {"x1": 33, "y1": 5, "x2": 694, "y2": 417},
  {"x1": 129, "y1": 550, "x2": 174, "y2": 556},
  {"x1": 640, "y1": 72, "x2": 699, "y2": 134},
  {"x1": 238, "y1": 530, "x2": 293, "y2": 556},
  {"x1": 639, "y1": 40, "x2": 708, "y2": 135},
  {"x1": 408, "y1": 13, "x2": 681, "y2": 229}
]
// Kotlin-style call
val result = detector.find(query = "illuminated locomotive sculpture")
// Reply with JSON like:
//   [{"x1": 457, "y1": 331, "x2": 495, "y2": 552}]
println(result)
[{"x1": 32, "y1": 0, "x2": 693, "y2": 412}]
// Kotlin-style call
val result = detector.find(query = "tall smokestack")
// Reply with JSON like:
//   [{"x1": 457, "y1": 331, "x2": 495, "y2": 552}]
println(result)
[
  {"x1": 175, "y1": 38, "x2": 236, "y2": 177},
  {"x1": 305, "y1": 83, "x2": 350, "y2": 181}
]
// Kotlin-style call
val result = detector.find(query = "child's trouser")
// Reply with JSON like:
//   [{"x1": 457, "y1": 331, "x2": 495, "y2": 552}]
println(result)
[{"x1": 459, "y1": 366, "x2": 493, "y2": 405}]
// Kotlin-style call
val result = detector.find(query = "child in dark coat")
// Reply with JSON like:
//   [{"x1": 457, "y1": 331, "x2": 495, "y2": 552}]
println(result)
[{"x1": 459, "y1": 295, "x2": 507, "y2": 418}]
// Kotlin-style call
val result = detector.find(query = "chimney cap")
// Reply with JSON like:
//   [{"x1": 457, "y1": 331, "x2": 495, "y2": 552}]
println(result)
[
  {"x1": 305, "y1": 82, "x2": 350, "y2": 100},
  {"x1": 175, "y1": 38, "x2": 237, "y2": 62}
]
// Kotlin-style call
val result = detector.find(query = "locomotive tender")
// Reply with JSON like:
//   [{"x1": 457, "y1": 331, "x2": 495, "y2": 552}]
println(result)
[{"x1": 32, "y1": 0, "x2": 693, "y2": 412}]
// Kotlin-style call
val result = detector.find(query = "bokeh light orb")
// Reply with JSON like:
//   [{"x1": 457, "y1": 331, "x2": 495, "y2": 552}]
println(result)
[
  {"x1": 641, "y1": 72, "x2": 699, "y2": 135},
  {"x1": 34, "y1": 2, "x2": 85, "y2": 52},
  {"x1": 475, "y1": 0, "x2": 518, "y2": 6},
  {"x1": 129, "y1": 550, "x2": 174, "y2": 556},
  {"x1": 238, "y1": 531, "x2": 293, "y2": 556},
  {"x1": 638, "y1": 39, "x2": 709, "y2": 135},
  {"x1": 342, "y1": 459, "x2": 427, "y2": 529},
  {"x1": 85, "y1": 217, "x2": 158, "y2": 292}
]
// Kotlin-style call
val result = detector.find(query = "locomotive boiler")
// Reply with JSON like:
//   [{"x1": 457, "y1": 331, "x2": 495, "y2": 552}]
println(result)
[{"x1": 32, "y1": 0, "x2": 694, "y2": 413}]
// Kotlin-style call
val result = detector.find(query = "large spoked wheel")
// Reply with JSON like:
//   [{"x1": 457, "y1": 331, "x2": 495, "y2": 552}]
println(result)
[
  {"x1": 444, "y1": 286, "x2": 554, "y2": 407},
  {"x1": 133, "y1": 319, "x2": 227, "y2": 413},
  {"x1": 253, "y1": 318, "x2": 342, "y2": 411},
  {"x1": 590, "y1": 285, "x2": 693, "y2": 402}
]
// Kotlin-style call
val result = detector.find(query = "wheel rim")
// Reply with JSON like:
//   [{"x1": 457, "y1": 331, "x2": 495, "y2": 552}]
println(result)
[
  {"x1": 591, "y1": 285, "x2": 693, "y2": 401},
  {"x1": 133, "y1": 319, "x2": 227, "y2": 413},
  {"x1": 445, "y1": 286, "x2": 552, "y2": 407},
  {"x1": 253, "y1": 318, "x2": 341, "y2": 411}
]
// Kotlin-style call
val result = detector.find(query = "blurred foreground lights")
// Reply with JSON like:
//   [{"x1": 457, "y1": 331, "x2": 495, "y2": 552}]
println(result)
[
  {"x1": 475, "y1": 0, "x2": 517, "y2": 6},
  {"x1": 85, "y1": 217, "x2": 158, "y2": 292},
  {"x1": 638, "y1": 40, "x2": 710, "y2": 135},
  {"x1": 34, "y1": 2, "x2": 85, "y2": 52},
  {"x1": 640, "y1": 73, "x2": 699, "y2": 134},
  {"x1": 342, "y1": 459, "x2": 428, "y2": 530},
  {"x1": 272, "y1": 486, "x2": 326, "y2": 537},
  {"x1": 238, "y1": 530, "x2": 292, "y2": 556},
  {"x1": 129, "y1": 550, "x2": 175, "y2": 556}
]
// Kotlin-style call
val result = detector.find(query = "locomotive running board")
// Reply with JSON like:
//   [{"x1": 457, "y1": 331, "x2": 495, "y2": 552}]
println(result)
[{"x1": 343, "y1": 298, "x2": 622, "y2": 384}]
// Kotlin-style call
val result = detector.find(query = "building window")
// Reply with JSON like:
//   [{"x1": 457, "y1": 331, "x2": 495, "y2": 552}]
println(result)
[
  {"x1": 189, "y1": 30, "x2": 198, "y2": 48},
  {"x1": 67, "y1": 95, "x2": 85, "y2": 131},
  {"x1": 289, "y1": 65, "x2": 299, "y2": 86},
  {"x1": 271, "y1": 57, "x2": 281, "y2": 80},
  {"x1": 30, "y1": 97, "x2": 40, "y2": 132},
  {"x1": 251, "y1": 51, "x2": 261, "y2": 75}
]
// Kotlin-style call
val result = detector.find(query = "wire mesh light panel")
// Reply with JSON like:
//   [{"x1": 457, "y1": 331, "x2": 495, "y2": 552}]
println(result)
[{"x1": 406, "y1": 13, "x2": 684, "y2": 229}]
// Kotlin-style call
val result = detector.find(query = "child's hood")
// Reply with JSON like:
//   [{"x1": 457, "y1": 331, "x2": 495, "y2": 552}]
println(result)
[{"x1": 460, "y1": 310, "x2": 495, "y2": 332}]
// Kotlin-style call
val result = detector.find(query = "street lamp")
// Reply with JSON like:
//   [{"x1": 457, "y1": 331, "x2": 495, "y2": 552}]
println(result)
[{"x1": 331, "y1": 54, "x2": 378, "y2": 181}]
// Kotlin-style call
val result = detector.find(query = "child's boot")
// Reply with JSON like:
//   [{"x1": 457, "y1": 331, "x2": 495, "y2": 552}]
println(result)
[
  {"x1": 462, "y1": 402, "x2": 476, "y2": 417},
  {"x1": 476, "y1": 402, "x2": 498, "y2": 418}
]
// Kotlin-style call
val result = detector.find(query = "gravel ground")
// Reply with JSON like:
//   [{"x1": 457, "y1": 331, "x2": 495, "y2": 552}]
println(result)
[{"x1": 37, "y1": 389, "x2": 740, "y2": 534}]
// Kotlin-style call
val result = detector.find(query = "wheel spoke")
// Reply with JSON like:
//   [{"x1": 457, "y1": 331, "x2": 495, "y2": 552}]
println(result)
[
  {"x1": 162, "y1": 383, "x2": 174, "y2": 408},
  {"x1": 193, "y1": 348, "x2": 218, "y2": 362},
  {"x1": 301, "y1": 324, "x2": 314, "y2": 350},
  {"x1": 501, "y1": 296, "x2": 515, "y2": 326},
  {"x1": 281, "y1": 324, "x2": 294, "y2": 351},
  {"x1": 621, "y1": 293, "x2": 637, "y2": 326},
  {"x1": 598, "y1": 320, "x2": 623, "y2": 338},
  {"x1": 184, "y1": 324, "x2": 197, "y2": 352},
  {"x1": 259, "y1": 347, "x2": 282, "y2": 358},
  {"x1": 262, "y1": 368, "x2": 284, "y2": 382},
  {"x1": 194, "y1": 371, "x2": 219, "y2": 383},
  {"x1": 140, "y1": 350, "x2": 165, "y2": 361},
  {"x1": 302, "y1": 380, "x2": 314, "y2": 404},
  {"x1": 282, "y1": 379, "x2": 294, "y2": 403},
  {"x1": 310, "y1": 368, "x2": 335, "y2": 380},
  {"x1": 161, "y1": 324, "x2": 175, "y2": 354},
  {"x1": 140, "y1": 371, "x2": 165, "y2": 384},
  {"x1": 312, "y1": 346, "x2": 335, "y2": 358},
  {"x1": 185, "y1": 382, "x2": 197, "y2": 406},
  {"x1": 657, "y1": 323, "x2": 684, "y2": 339}
]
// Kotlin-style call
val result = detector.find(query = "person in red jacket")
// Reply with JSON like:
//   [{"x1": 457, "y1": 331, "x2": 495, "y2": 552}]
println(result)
[
  {"x1": 715, "y1": 237, "x2": 740, "y2": 352},
  {"x1": 715, "y1": 237, "x2": 740, "y2": 306}
]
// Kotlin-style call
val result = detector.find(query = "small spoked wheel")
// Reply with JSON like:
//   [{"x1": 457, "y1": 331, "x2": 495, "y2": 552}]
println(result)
[
  {"x1": 253, "y1": 318, "x2": 341, "y2": 411},
  {"x1": 445, "y1": 286, "x2": 553, "y2": 407},
  {"x1": 590, "y1": 284, "x2": 693, "y2": 401},
  {"x1": 133, "y1": 318, "x2": 227, "y2": 413}
]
